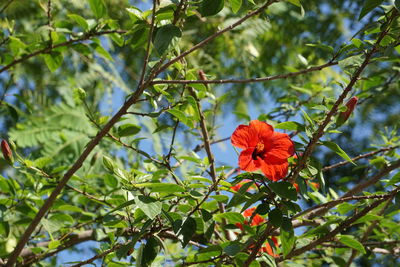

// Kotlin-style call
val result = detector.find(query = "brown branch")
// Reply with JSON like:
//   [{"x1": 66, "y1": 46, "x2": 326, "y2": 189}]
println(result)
[
  {"x1": 154, "y1": 0, "x2": 279, "y2": 76},
  {"x1": 304, "y1": 159, "x2": 400, "y2": 220},
  {"x1": 277, "y1": 190, "x2": 397, "y2": 262},
  {"x1": 137, "y1": 0, "x2": 157, "y2": 87},
  {"x1": 322, "y1": 146, "x2": 399, "y2": 172},
  {"x1": 345, "y1": 194, "x2": 396, "y2": 266},
  {"x1": 0, "y1": 30, "x2": 126, "y2": 75},
  {"x1": 0, "y1": 0, "x2": 14, "y2": 13},
  {"x1": 152, "y1": 61, "x2": 337, "y2": 85},
  {"x1": 288, "y1": 10, "x2": 398, "y2": 184},
  {"x1": 5, "y1": 1, "x2": 282, "y2": 264},
  {"x1": 293, "y1": 191, "x2": 397, "y2": 220}
]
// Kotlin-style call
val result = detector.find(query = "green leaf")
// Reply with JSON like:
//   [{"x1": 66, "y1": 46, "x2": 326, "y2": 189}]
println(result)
[
  {"x1": 168, "y1": 108, "x2": 187, "y2": 124},
  {"x1": 386, "y1": 172, "x2": 400, "y2": 186},
  {"x1": 223, "y1": 242, "x2": 243, "y2": 256},
  {"x1": 280, "y1": 217, "x2": 295, "y2": 256},
  {"x1": 102, "y1": 156, "x2": 114, "y2": 172},
  {"x1": 67, "y1": 14, "x2": 89, "y2": 30},
  {"x1": 154, "y1": 24, "x2": 182, "y2": 55},
  {"x1": 88, "y1": 0, "x2": 107, "y2": 19},
  {"x1": 322, "y1": 141, "x2": 355, "y2": 165},
  {"x1": 269, "y1": 182, "x2": 297, "y2": 201},
  {"x1": 134, "y1": 183, "x2": 185, "y2": 193},
  {"x1": 359, "y1": 0, "x2": 383, "y2": 20},
  {"x1": 180, "y1": 217, "x2": 197, "y2": 247},
  {"x1": 94, "y1": 44, "x2": 113, "y2": 61},
  {"x1": 286, "y1": 0, "x2": 301, "y2": 7},
  {"x1": 136, "y1": 196, "x2": 162, "y2": 220},
  {"x1": 117, "y1": 123, "x2": 141, "y2": 137},
  {"x1": 268, "y1": 209, "x2": 283, "y2": 227},
  {"x1": 48, "y1": 240, "x2": 61, "y2": 250},
  {"x1": 43, "y1": 52, "x2": 63, "y2": 72},
  {"x1": 214, "y1": 212, "x2": 244, "y2": 225},
  {"x1": 395, "y1": 0, "x2": 400, "y2": 12},
  {"x1": 338, "y1": 235, "x2": 366, "y2": 254},
  {"x1": 142, "y1": 237, "x2": 160, "y2": 266},
  {"x1": 126, "y1": 7, "x2": 143, "y2": 22},
  {"x1": 229, "y1": 0, "x2": 242, "y2": 13},
  {"x1": 275, "y1": 121, "x2": 305, "y2": 132},
  {"x1": 199, "y1": 0, "x2": 224, "y2": 17}
]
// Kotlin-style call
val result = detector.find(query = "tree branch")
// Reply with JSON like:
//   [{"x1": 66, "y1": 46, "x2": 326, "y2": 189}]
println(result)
[
  {"x1": 322, "y1": 146, "x2": 399, "y2": 172},
  {"x1": 277, "y1": 189, "x2": 398, "y2": 262},
  {"x1": 152, "y1": 61, "x2": 337, "y2": 85},
  {"x1": 288, "y1": 10, "x2": 398, "y2": 184},
  {"x1": 154, "y1": 0, "x2": 279, "y2": 76},
  {"x1": 0, "y1": 30, "x2": 126, "y2": 75}
]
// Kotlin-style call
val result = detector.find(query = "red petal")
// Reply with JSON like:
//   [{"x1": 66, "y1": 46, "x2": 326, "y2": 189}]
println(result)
[
  {"x1": 231, "y1": 125, "x2": 258, "y2": 149},
  {"x1": 243, "y1": 207, "x2": 256, "y2": 217},
  {"x1": 238, "y1": 148, "x2": 258, "y2": 171},
  {"x1": 265, "y1": 132, "x2": 295, "y2": 160},
  {"x1": 259, "y1": 158, "x2": 289, "y2": 181},
  {"x1": 249, "y1": 120, "x2": 274, "y2": 140}
]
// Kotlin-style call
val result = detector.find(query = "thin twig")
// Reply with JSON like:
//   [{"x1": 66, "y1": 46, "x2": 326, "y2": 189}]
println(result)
[
  {"x1": 288, "y1": 11, "x2": 398, "y2": 184},
  {"x1": 304, "y1": 159, "x2": 400, "y2": 220},
  {"x1": 0, "y1": 0, "x2": 14, "y2": 13},
  {"x1": 345, "y1": 194, "x2": 396, "y2": 266},
  {"x1": 5, "y1": 1, "x2": 282, "y2": 264},
  {"x1": 152, "y1": 61, "x2": 338, "y2": 85},
  {"x1": 154, "y1": 0, "x2": 279, "y2": 76},
  {"x1": 322, "y1": 146, "x2": 399, "y2": 171},
  {"x1": 0, "y1": 30, "x2": 126, "y2": 74},
  {"x1": 137, "y1": 0, "x2": 157, "y2": 87},
  {"x1": 276, "y1": 190, "x2": 397, "y2": 262},
  {"x1": 293, "y1": 192, "x2": 396, "y2": 220}
]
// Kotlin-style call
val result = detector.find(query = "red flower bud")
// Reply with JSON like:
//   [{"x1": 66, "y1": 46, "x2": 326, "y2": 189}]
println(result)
[
  {"x1": 198, "y1": 70, "x2": 207, "y2": 81},
  {"x1": 337, "y1": 97, "x2": 358, "y2": 125},
  {"x1": 1, "y1": 140, "x2": 14, "y2": 164}
]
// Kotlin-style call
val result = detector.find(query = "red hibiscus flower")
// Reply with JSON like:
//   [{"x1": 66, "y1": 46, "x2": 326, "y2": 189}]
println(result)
[
  {"x1": 236, "y1": 207, "x2": 265, "y2": 230},
  {"x1": 261, "y1": 236, "x2": 279, "y2": 257},
  {"x1": 231, "y1": 120, "x2": 295, "y2": 181}
]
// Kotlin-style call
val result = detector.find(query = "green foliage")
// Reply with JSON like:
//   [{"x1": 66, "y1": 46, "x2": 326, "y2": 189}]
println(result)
[{"x1": 0, "y1": 0, "x2": 399, "y2": 266}]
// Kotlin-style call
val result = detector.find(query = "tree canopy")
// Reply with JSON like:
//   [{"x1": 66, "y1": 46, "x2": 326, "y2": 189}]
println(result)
[{"x1": 0, "y1": 0, "x2": 400, "y2": 266}]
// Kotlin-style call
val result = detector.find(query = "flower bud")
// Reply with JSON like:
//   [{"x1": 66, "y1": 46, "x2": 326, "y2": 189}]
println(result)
[
  {"x1": 337, "y1": 96, "x2": 358, "y2": 126},
  {"x1": 198, "y1": 70, "x2": 207, "y2": 81},
  {"x1": 1, "y1": 140, "x2": 14, "y2": 164}
]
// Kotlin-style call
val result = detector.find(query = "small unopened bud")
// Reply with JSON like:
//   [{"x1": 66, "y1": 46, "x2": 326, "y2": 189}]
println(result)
[
  {"x1": 198, "y1": 70, "x2": 207, "y2": 81},
  {"x1": 337, "y1": 96, "x2": 358, "y2": 126},
  {"x1": 1, "y1": 140, "x2": 14, "y2": 164}
]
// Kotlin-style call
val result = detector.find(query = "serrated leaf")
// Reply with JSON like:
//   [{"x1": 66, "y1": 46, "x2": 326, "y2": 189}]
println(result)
[
  {"x1": 199, "y1": 0, "x2": 224, "y2": 17},
  {"x1": 359, "y1": 0, "x2": 383, "y2": 20},
  {"x1": 322, "y1": 141, "x2": 355, "y2": 165},
  {"x1": 338, "y1": 235, "x2": 366, "y2": 254},
  {"x1": 117, "y1": 123, "x2": 141, "y2": 137},
  {"x1": 269, "y1": 182, "x2": 297, "y2": 201}
]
